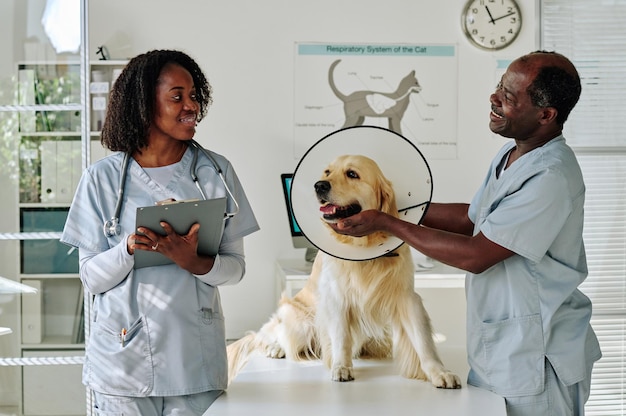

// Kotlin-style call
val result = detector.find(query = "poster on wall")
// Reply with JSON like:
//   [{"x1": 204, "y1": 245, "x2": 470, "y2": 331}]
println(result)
[{"x1": 294, "y1": 42, "x2": 459, "y2": 160}]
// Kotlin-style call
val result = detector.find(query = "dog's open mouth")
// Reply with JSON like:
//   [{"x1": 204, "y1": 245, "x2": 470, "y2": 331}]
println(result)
[{"x1": 319, "y1": 203, "x2": 362, "y2": 222}]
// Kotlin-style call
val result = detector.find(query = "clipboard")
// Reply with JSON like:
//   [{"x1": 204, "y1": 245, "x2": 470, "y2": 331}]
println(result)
[{"x1": 134, "y1": 197, "x2": 227, "y2": 269}]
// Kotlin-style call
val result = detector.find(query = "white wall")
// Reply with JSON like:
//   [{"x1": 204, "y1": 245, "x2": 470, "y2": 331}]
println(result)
[{"x1": 88, "y1": 0, "x2": 537, "y2": 339}]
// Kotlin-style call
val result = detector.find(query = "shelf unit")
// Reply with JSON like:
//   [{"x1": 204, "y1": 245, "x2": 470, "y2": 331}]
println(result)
[{"x1": 5, "y1": 59, "x2": 126, "y2": 416}]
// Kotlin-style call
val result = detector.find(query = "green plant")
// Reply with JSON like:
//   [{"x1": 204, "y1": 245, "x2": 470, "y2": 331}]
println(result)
[{"x1": 34, "y1": 66, "x2": 80, "y2": 132}]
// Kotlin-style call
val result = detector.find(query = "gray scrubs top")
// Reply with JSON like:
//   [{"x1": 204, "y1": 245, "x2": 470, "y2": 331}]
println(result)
[
  {"x1": 466, "y1": 136, "x2": 601, "y2": 397},
  {"x1": 61, "y1": 146, "x2": 259, "y2": 397}
]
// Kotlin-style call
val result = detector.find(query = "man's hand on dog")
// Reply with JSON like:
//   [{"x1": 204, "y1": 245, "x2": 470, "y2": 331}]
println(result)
[{"x1": 330, "y1": 209, "x2": 390, "y2": 237}]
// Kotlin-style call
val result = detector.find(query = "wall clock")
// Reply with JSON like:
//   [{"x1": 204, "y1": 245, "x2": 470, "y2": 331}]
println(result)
[{"x1": 462, "y1": 0, "x2": 522, "y2": 51}]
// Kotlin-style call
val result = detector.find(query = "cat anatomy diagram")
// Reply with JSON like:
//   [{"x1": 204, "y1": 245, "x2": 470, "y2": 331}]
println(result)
[
  {"x1": 294, "y1": 43, "x2": 458, "y2": 160},
  {"x1": 328, "y1": 59, "x2": 421, "y2": 135}
]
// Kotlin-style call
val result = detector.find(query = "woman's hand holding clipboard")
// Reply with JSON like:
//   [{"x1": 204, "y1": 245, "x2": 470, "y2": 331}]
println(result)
[{"x1": 132, "y1": 197, "x2": 227, "y2": 269}]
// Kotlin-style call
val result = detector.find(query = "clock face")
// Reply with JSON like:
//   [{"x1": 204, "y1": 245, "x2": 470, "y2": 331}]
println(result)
[{"x1": 462, "y1": 0, "x2": 522, "y2": 51}]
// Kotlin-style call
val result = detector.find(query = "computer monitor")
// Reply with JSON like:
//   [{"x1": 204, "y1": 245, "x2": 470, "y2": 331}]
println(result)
[{"x1": 280, "y1": 173, "x2": 318, "y2": 262}]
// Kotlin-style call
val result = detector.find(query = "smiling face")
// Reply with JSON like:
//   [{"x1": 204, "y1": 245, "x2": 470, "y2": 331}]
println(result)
[
  {"x1": 150, "y1": 63, "x2": 199, "y2": 142},
  {"x1": 315, "y1": 155, "x2": 396, "y2": 222},
  {"x1": 314, "y1": 154, "x2": 397, "y2": 247},
  {"x1": 489, "y1": 58, "x2": 545, "y2": 141}
]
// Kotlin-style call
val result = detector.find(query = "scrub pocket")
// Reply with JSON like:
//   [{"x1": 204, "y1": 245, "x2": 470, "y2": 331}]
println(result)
[
  {"x1": 85, "y1": 316, "x2": 154, "y2": 395},
  {"x1": 481, "y1": 314, "x2": 545, "y2": 397},
  {"x1": 198, "y1": 308, "x2": 228, "y2": 389}
]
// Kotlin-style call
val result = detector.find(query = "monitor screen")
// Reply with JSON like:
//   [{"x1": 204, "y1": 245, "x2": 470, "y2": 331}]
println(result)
[
  {"x1": 281, "y1": 173, "x2": 318, "y2": 260},
  {"x1": 280, "y1": 174, "x2": 302, "y2": 237}
]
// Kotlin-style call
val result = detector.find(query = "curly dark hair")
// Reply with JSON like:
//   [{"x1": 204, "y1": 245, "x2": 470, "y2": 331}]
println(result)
[
  {"x1": 524, "y1": 51, "x2": 581, "y2": 126},
  {"x1": 101, "y1": 49, "x2": 213, "y2": 153}
]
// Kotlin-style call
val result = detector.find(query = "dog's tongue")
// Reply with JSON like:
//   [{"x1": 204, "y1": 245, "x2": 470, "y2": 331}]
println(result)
[
  {"x1": 320, "y1": 203, "x2": 362, "y2": 219},
  {"x1": 320, "y1": 205, "x2": 338, "y2": 214}
]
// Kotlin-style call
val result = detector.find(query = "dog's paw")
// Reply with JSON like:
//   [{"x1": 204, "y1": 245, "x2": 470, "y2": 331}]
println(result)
[
  {"x1": 431, "y1": 370, "x2": 462, "y2": 389},
  {"x1": 331, "y1": 365, "x2": 354, "y2": 382},
  {"x1": 263, "y1": 342, "x2": 285, "y2": 359}
]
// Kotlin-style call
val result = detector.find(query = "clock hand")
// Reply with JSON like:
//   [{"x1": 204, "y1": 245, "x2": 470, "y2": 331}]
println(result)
[
  {"x1": 485, "y1": 5, "x2": 496, "y2": 24},
  {"x1": 492, "y1": 11, "x2": 516, "y2": 23}
]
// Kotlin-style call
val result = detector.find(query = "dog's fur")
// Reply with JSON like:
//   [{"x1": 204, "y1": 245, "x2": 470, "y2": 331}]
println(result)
[{"x1": 228, "y1": 155, "x2": 460, "y2": 388}]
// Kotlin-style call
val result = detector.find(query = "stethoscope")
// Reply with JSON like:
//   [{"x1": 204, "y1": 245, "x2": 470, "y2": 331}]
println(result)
[{"x1": 103, "y1": 139, "x2": 239, "y2": 237}]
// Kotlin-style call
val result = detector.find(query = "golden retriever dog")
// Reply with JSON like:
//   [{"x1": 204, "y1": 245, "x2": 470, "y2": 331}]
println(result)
[{"x1": 228, "y1": 155, "x2": 461, "y2": 388}]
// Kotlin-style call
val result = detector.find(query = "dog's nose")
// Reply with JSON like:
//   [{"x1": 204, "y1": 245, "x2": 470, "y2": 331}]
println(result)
[{"x1": 314, "y1": 180, "x2": 330, "y2": 195}]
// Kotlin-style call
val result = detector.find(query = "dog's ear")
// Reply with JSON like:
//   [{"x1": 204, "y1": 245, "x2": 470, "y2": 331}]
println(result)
[{"x1": 378, "y1": 174, "x2": 398, "y2": 217}]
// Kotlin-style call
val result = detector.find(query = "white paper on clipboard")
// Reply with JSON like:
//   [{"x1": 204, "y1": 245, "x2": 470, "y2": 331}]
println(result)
[{"x1": 133, "y1": 197, "x2": 227, "y2": 269}]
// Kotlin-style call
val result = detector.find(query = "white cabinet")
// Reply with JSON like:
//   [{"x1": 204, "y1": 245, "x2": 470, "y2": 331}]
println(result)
[
  {"x1": 22, "y1": 350, "x2": 85, "y2": 416},
  {"x1": 275, "y1": 258, "x2": 466, "y2": 298}
]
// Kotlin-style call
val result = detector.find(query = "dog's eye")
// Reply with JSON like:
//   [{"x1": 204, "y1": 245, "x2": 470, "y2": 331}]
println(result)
[
  {"x1": 324, "y1": 169, "x2": 330, "y2": 176},
  {"x1": 346, "y1": 170, "x2": 359, "y2": 179}
]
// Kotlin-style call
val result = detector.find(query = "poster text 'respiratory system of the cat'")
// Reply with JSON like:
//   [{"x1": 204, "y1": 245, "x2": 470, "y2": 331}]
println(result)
[{"x1": 294, "y1": 43, "x2": 458, "y2": 160}]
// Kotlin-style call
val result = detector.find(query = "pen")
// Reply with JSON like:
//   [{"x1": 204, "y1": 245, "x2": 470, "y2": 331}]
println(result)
[{"x1": 121, "y1": 328, "x2": 127, "y2": 347}]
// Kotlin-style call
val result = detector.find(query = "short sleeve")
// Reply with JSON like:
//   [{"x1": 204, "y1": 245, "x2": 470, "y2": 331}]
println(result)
[
  {"x1": 219, "y1": 161, "x2": 260, "y2": 243},
  {"x1": 479, "y1": 170, "x2": 573, "y2": 263},
  {"x1": 61, "y1": 168, "x2": 111, "y2": 252}
]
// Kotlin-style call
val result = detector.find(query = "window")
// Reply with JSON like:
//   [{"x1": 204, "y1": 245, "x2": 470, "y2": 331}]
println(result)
[
  {"x1": 541, "y1": 1, "x2": 626, "y2": 414},
  {"x1": 41, "y1": 0, "x2": 81, "y2": 54}
]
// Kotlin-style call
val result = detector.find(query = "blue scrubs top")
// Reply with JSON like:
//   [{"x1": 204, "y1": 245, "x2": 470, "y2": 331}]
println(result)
[
  {"x1": 466, "y1": 136, "x2": 601, "y2": 397},
  {"x1": 61, "y1": 146, "x2": 259, "y2": 397}
]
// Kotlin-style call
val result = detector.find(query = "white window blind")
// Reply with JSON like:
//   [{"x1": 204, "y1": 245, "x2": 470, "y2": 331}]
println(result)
[
  {"x1": 542, "y1": 1, "x2": 626, "y2": 148},
  {"x1": 578, "y1": 154, "x2": 626, "y2": 415},
  {"x1": 542, "y1": 1, "x2": 626, "y2": 415}
]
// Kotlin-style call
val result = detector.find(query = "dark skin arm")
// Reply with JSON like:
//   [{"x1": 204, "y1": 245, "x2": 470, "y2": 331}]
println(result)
[
  {"x1": 330, "y1": 203, "x2": 514, "y2": 274},
  {"x1": 421, "y1": 203, "x2": 475, "y2": 235},
  {"x1": 128, "y1": 222, "x2": 215, "y2": 275}
]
